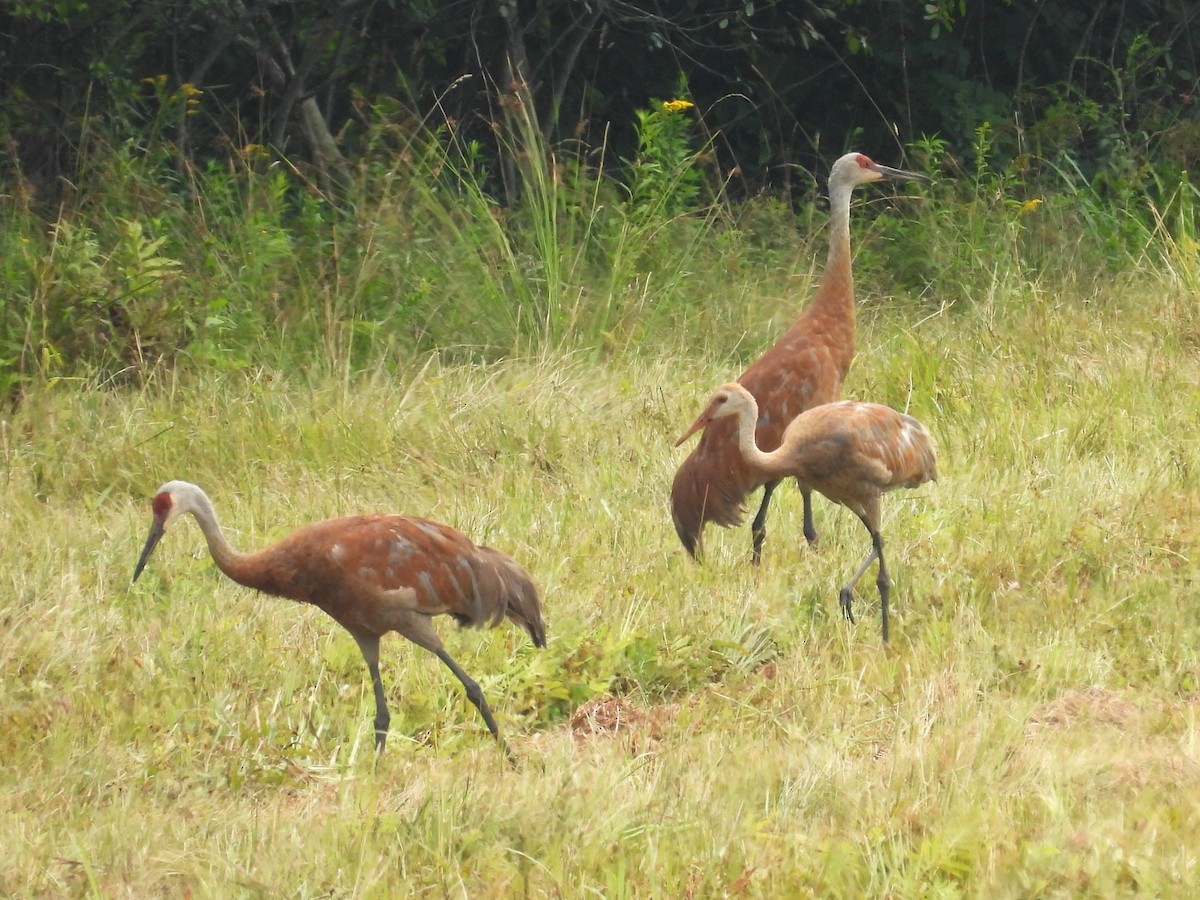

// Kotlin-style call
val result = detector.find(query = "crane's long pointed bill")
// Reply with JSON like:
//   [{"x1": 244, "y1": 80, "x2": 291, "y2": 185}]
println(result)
[
  {"x1": 872, "y1": 163, "x2": 928, "y2": 182},
  {"x1": 675, "y1": 413, "x2": 710, "y2": 447},
  {"x1": 133, "y1": 521, "x2": 165, "y2": 582}
]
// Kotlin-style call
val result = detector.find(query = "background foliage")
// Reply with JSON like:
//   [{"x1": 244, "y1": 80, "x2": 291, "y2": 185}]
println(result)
[
  {"x1": 1, "y1": 1, "x2": 1198, "y2": 399},
  {"x1": 4, "y1": 1, "x2": 1199, "y2": 193}
]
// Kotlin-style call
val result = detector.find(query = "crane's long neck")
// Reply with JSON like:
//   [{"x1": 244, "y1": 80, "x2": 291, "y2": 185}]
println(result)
[
  {"x1": 731, "y1": 402, "x2": 793, "y2": 480},
  {"x1": 807, "y1": 180, "x2": 856, "y2": 324},
  {"x1": 187, "y1": 497, "x2": 252, "y2": 584}
]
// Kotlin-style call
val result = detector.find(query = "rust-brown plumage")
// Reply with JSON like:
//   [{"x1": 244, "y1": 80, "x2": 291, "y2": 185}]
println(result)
[
  {"x1": 677, "y1": 383, "x2": 937, "y2": 641},
  {"x1": 132, "y1": 480, "x2": 546, "y2": 753},
  {"x1": 670, "y1": 152, "x2": 926, "y2": 563}
]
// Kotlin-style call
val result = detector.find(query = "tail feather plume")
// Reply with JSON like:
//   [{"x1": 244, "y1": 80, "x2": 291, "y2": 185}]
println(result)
[{"x1": 476, "y1": 546, "x2": 547, "y2": 648}]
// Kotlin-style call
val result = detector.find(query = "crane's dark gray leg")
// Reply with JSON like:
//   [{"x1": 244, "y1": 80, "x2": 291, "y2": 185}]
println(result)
[
  {"x1": 367, "y1": 660, "x2": 391, "y2": 750},
  {"x1": 434, "y1": 647, "x2": 517, "y2": 764},
  {"x1": 750, "y1": 480, "x2": 780, "y2": 566},
  {"x1": 799, "y1": 482, "x2": 818, "y2": 546},
  {"x1": 352, "y1": 633, "x2": 391, "y2": 751},
  {"x1": 838, "y1": 534, "x2": 881, "y2": 630},
  {"x1": 838, "y1": 528, "x2": 890, "y2": 642},
  {"x1": 398, "y1": 616, "x2": 515, "y2": 761},
  {"x1": 873, "y1": 532, "x2": 890, "y2": 643},
  {"x1": 434, "y1": 647, "x2": 500, "y2": 739}
]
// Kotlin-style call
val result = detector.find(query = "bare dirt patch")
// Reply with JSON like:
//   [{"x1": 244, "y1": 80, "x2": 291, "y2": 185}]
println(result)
[
  {"x1": 1027, "y1": 686, "x2": 1141, "y2": 732},
  {"x1": 569, "y1": 695, "x2": 680, "y2": 749}
]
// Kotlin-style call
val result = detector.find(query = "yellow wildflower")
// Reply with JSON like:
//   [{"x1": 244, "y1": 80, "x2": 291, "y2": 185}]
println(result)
[
  {"x1": 1019, "y1": 198, "x2": 1043, "y2": 214},
  {"x1": 180, "y1": 82, "x2": 203, "y2": 98},
  {"x1": 661, "y1": 99, "x2": 694, "y2": 113}
]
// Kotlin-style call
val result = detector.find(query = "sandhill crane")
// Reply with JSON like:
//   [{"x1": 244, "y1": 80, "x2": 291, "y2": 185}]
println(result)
[
  {"x1": 677, "y1": 383, "x2": 936, "y2": 641},
  {"x1": 132, "y1": 480, "x2": 546, "y2": 753},
  {"x1": 671, "y1": 152, "x2": 926, "y2": 564}
]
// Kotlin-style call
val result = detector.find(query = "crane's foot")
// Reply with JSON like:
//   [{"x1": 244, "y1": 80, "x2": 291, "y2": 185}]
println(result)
[
  {"x1": 751, "y1": 529, "x2": 766, "y2": 566},
  {"x1": 803, "y1": 524, "x2": 819, "y2": 547},
  {"x1": 838, "y1": 586, "x2": 856, "y2": 624},
  {"x1": 497, "y1": 737, "x2": 520, "y2": 768},
  {"x1": 877, "y1": 572, "x2": 891, "y2": 644}
]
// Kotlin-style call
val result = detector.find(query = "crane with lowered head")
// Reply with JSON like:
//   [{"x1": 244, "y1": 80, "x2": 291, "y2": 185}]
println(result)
[
  {"x1": 671, "y1": 152, "x2": 927, "y2": 564},
  {"x1": 677, "y1": 382, "x2": 937, "y2": 641},
  {"x1": 132, "y1": 480, "x2": 546, "y2": 754}
]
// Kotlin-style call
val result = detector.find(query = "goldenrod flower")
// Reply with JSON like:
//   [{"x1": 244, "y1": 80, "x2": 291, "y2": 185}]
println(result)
[
  {"x1": 1019, "y1": 198, "x2": 1043, "y2": 214},
  {"x1": 180, "y1": 82, "x2": 203, "y2": 98},
  {"x1": 661, "y1": 99, "x2": 694, "y2": 113}
]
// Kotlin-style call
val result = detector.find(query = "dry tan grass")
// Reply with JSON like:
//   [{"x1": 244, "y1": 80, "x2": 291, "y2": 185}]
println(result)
[{"x1": 1, "y1": 277, "x2": 1198, "y2": 895}]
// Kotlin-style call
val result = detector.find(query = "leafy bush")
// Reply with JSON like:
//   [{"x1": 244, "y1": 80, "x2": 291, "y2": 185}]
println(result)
[{"x1": 1, "y1": 57, "x2": 1197, "y2": 403}]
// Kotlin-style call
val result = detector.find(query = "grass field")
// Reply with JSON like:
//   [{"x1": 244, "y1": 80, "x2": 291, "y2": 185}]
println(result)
[{"x1": 2, "y1": 247, "x2": 1198, "y2": 895}]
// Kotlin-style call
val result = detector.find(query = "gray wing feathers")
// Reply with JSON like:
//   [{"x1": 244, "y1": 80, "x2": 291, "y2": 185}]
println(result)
[{"x1": 462, "y1": 546, "x2": 547, "y2": 648}]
